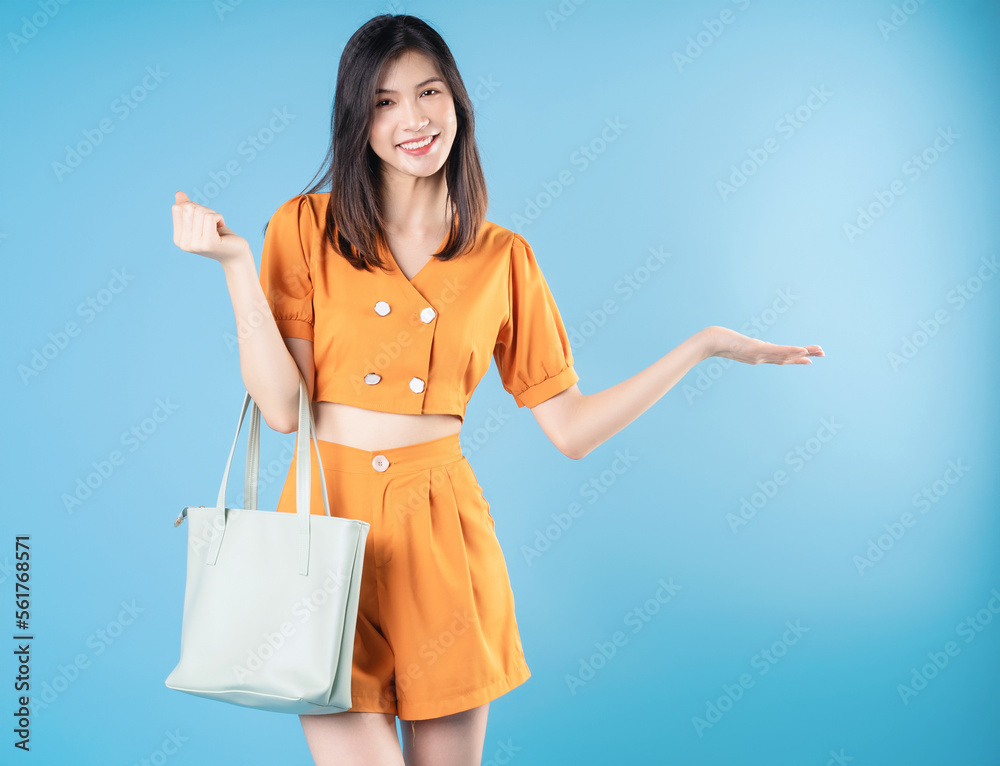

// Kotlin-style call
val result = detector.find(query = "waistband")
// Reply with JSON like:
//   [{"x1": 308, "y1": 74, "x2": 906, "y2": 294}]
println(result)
[{"x1": 297, "y1": 432, "x2": 465, "y2": 475}]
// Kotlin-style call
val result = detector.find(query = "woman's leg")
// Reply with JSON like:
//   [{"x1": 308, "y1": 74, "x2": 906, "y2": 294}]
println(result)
[
  {"x1": 299, "y1": 711, "x2": 405, "y2": 766},
  {"x1": 399, "y1": 702, "x2": 490, "y2": 766}
]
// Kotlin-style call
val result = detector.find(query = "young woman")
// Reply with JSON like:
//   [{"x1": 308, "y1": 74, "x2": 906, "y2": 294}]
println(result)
[{"x1": 170, "y1": 13, "x2": 823, "y2": 766}]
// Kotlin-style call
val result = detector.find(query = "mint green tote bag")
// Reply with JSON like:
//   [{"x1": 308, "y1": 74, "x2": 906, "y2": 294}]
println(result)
[{"x1": 165, "y1": 375, "x2": 369, "y2": 714}]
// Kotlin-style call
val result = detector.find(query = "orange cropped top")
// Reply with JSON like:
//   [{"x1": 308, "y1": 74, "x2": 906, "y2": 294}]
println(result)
[{"x1": 258, "y1": 193, "x2": 579, "y2": 422}]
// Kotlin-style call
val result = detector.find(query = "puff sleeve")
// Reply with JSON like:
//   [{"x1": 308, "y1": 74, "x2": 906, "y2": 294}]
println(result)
[
  {"x1": 259, "y1": 195, "x2": 314, "y2": 342},
  {"x1": 493, "y1": 233, "x2": 580, "y2": 408}
]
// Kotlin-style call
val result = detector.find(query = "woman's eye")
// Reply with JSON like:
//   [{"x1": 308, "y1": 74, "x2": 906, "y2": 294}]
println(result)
[{"x1": 375, "y1": 90, "x2": 439, "y2": 108}]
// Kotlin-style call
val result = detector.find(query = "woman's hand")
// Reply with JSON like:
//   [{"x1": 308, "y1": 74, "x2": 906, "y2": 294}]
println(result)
[
  {"x1": 171, "y1": 191, "x2": 249, "y2": 265},
  {"x1": 702, "y1": 326, "x2": 824, "y2": 365}
]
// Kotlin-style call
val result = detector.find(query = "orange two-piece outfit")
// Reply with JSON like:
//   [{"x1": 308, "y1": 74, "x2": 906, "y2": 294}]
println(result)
[{"x1": 259, "y1": 193, "x2": 579, "y2": 720}]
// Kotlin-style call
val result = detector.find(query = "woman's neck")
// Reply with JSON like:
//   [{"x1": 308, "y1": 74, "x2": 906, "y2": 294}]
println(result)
[{"x1": 380, "y1": 168, "x2": 451, "y2": 236}]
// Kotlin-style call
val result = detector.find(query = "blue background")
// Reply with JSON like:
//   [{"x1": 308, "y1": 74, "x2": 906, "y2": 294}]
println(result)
[{"x1": 2, "y1": 0, "x2": 998, "y2": 763}]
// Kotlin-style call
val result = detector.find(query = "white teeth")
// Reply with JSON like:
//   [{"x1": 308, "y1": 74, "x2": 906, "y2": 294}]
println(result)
[{"x1": 399, "y1": 135, "x2": 434, "y2": 150}]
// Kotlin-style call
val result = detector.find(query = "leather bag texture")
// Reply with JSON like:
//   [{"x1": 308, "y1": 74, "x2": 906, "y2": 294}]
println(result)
[{"x1": 164, "y1": 375, "x2": 369, "y2": 714}]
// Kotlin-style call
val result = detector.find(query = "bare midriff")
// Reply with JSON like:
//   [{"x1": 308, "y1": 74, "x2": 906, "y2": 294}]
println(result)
[{"x1": 312, "y1": 401, "x2": 462, "y2": 451}]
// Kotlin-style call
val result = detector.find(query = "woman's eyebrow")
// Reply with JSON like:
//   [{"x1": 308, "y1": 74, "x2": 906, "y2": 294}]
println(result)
[{"x1": 376, "y1": 77, "x2": 444, "y2": 94}]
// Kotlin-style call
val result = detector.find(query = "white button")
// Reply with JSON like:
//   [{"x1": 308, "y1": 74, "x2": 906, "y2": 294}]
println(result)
[
  {"x1": 374, "y1": 300, "x2": 391, "y2": 316},
  {"x1": 372, "y1": 455, "x2": 389, "y2": 472},
  {"x1": 364, "y1": 373, "x2": 381, "y2": 385},
  {"x1": 409, "y1": 377, "x2": 425, "y2": 394},
  {"x1": 420, "y1": 307, "x2": 436, "y2": 323}
]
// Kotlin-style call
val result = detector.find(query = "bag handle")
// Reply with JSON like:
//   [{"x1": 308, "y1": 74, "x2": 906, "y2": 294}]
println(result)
[
  {"x1": 241, "y1": 381, "x2": 332, "y2": 520},
  {"x1": 202, "y1": 373, "x2": 332, "y2": 576},
  {"x1": 244, "y1": 400, "x2": 260, "y2": 509}
]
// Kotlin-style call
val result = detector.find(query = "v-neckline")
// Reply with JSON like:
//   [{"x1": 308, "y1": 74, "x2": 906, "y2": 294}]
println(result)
[
  {"x1": 402, "y1": 251, "x2": 435, "y2": 282},
  {"x1": 380, "y1": 216, "x2": 454, "y2": 283}
]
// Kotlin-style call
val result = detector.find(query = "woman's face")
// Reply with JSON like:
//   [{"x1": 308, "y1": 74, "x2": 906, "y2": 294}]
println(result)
[{"x1": 369, "y1": 49, "x2": 457, "y2": 183}]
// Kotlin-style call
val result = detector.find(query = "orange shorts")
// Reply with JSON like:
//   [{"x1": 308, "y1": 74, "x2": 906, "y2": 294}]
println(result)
[{"x1": 275, "y1": 432, "x2": 531, "y2": 720}]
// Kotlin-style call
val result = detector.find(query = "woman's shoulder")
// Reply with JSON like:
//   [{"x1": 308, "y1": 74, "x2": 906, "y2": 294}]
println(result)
[
  {"x1": 270, "y1": 192, "x2": 330, "y2": 218},
  {"x1": 476, "y1": 219, "x2": 522, "y2": 254},
  {"x1": 267, "y1": 193, "x2": 331, "y2": 239},
  {"x1": 479, "y1": 222, "x2": 543, "y2": 269}
]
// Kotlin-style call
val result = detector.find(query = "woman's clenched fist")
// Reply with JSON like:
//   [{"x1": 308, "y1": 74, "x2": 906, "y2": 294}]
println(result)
[{"x1": 171, "y1": 191, "x2": 249, "y2": 265}]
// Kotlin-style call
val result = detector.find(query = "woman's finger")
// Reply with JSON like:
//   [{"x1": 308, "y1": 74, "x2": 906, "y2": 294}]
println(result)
[
  {"x1": 200, "y1": 211, "x2": 219, "y2": 245},
  {"x1": 171, "y1": 203, "x2": 181, "y2": 247},
  {"x1": 770, "y1": 343, "x2": 823, "y2": 364}
]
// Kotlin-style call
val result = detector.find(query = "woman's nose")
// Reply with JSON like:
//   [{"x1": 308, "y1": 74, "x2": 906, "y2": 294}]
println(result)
[{"x1": 400, "y1": 99, "x2": 428, "y2": 130}]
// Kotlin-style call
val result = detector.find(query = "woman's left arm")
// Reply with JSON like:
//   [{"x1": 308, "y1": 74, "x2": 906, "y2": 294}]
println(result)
[{"x1": 530, "y1": 326, "x2": 824, "y2": 460}]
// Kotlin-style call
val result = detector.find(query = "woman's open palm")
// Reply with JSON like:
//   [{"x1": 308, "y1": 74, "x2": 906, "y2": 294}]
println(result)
[
  {"x1": 171, "y1": 191, "x2": 248, "y2": 264},
  {"x1": 707, "y1": 326, "x2": 824, "y2": 365}
]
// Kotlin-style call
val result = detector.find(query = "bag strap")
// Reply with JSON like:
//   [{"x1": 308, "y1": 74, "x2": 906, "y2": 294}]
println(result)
[
  {"x1": 244, "y1": 386, "x2": 331, "y2": 520},
  {"x1": 204, "y1": 373, "x2": 332, "y2": 575},
  {"x1": 244, "y1": 400, "x2": 260, "y2": 509},
  {"x1": 291, "y1": 381, "x2": 332, "y2": 521}
]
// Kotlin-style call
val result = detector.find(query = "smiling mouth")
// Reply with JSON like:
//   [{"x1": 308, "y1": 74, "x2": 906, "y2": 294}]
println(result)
[{"x1": 397, "y1": 134, "x2": 438, "y2": 151}]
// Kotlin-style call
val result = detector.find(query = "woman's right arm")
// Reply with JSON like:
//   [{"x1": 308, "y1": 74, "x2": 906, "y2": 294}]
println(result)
[
  {"x1": 171, "y1": 191, "x2": 306, "y2": 433},
  {"x1": 219, "y1": 251, "x2": 310, "y2": 433}
]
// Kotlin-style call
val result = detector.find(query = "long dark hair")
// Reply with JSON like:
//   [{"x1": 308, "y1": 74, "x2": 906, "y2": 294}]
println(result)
[{"x1": 281, "y1": 14, "x2": 488, "y2": 272}]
